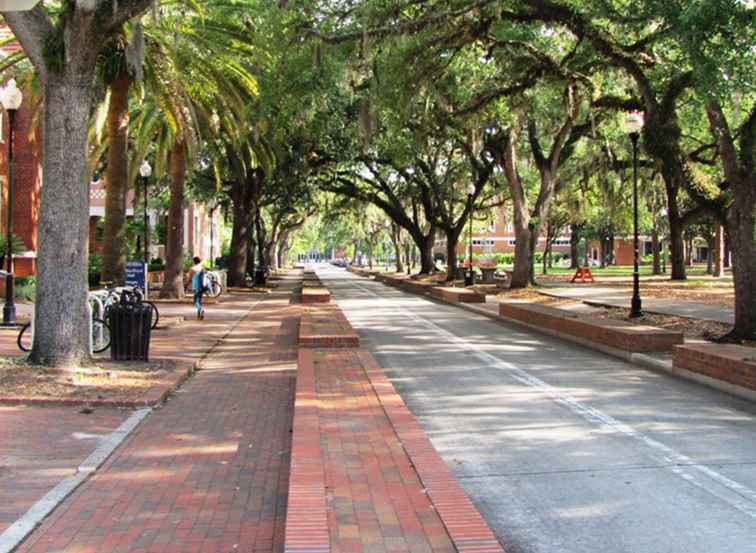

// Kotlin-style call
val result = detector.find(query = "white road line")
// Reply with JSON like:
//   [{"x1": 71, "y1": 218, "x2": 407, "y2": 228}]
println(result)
[
  {"x1": 332, "y1": 271, "x2": 756, "y2": 520},
  {"x1": 0, "y1": 408, "x2": 151, "y2": 553}
]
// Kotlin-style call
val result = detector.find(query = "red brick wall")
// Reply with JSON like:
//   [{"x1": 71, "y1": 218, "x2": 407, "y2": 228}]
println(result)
[{"x1": 0, "y1": 101, "x2": 42, "y2": 253}]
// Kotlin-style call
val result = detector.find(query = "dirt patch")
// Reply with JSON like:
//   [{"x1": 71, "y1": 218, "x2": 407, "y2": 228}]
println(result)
[
  {"x1": 0, "y1": 358, "x2": 191, "y2": 405},
  {"x1": 495, "y1": 288, "x2": 578, "y2": 306}
]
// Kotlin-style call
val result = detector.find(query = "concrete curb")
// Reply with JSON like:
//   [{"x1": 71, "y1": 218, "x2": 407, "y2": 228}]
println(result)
[
  {"x1": 456, "y1": 302, "x2": 756, "y2": 404},
  {"x1": 0, "y1": 408, "x2": 151, "y2": 553},
  {"x1": 349, "y1": 271, "x2": 756, "y2": 404}
]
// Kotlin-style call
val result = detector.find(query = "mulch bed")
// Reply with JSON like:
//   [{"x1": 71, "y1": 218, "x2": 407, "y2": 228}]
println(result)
[
  {"x1": 0, "y1": 357, "x2": 194, "y2": 407},
  {"x1": 494, "y1": 288, "x2": 752, "y2": 347}
]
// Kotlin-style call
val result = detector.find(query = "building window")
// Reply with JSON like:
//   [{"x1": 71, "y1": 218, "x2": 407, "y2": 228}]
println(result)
[{"x1": 472, "y1": 238, "x2": 494, "y2": 246}]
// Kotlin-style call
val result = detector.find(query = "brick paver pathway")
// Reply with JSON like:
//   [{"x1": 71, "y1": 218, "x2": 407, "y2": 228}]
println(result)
[
  {"x1": 312, "y1": 349, "x2": 455, "y2": 553},
  {"x1": 0, "y1": 406, "x2": 128, "y2": 534},
  {"x1": 16, "y1": 287, "x2": 300, "y2": 553}
]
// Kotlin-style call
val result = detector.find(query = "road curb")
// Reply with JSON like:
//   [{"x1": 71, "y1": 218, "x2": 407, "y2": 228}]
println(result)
[{"x1": 347, "y1": 270, "x2": 756, "y2": 404}]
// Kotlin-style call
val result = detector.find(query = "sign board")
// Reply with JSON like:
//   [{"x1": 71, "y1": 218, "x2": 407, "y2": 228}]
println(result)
[
  {"x1": 125, "y1": 261, "x2": 148, "y2": 297},
  {"x1": 0, "y1": 1, "x2": 42, "y2": 10}
]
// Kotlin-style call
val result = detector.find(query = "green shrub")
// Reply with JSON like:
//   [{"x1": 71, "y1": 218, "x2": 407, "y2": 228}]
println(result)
[
  {"x1": 88, "y1": 254, "x2": 102, "y2": 287},
  {"x1": 148, "y1": 257, "x2": 165, "y2": 271},
  {"x1": 0, "y1": 233, "x2": 26, "y2": 259},
  {"x1": 14, "y1": 276, "x2": 36, "y2": 301}
]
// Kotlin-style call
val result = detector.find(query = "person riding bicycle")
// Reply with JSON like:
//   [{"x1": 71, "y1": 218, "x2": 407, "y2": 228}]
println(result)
[{"x1": 190, "y1": 256, "x2": 209, "y2": 320}]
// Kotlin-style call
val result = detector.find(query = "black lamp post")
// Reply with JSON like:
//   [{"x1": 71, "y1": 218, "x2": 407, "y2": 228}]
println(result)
[
  {"x1": 465, "y1": 183, "x2": 476, "y2": 286},
  {"x1": 139, "y1": 160, "x2": 152, "y2": 266},
  {"x1": 1, "y1": 79, "x2": 23, "y2": 327},
  {"x1": 626, "y1": 111, "x2": 644, "y2": 318}
]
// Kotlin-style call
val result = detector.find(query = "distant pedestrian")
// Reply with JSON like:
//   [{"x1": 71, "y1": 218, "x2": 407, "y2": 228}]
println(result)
[{"x1": 190, "y1": 256, "x2": 208, "y2": 320}]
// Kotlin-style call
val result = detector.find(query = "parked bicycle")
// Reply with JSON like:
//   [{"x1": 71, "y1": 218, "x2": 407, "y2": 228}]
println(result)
[
  {"x1": 98, "y1": 283, "x2": 159, "y2": 329},
  {"x1": 18, "y1": 295, "x2": 111, "y2": 353},
  {"x1": 206, "y1": 270, "x2": 223, "y2": 298}
]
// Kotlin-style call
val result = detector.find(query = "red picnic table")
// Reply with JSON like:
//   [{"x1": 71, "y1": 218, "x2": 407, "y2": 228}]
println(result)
[{"x1": 571, "y1": 267, "x2": 596, "y2": 283}]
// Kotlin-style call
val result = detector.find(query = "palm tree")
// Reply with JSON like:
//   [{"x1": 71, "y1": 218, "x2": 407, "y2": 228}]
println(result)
[{"x1": 90, "y1": 1, "x2": 263, "y2": 296}]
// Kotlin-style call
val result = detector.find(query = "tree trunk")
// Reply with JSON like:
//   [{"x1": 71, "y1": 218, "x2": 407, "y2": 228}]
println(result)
[
  {"x1": 652, "y1": 228, "x2": 661, "y2": 275},
  {"x1": 706, "y1": 232, "x2": 714, "y2": 274},
  {"x1": 101, "y1": 75, "x2": 132, "y2": 284},
  {"x1": 510, "y1": 225, "x2": 532, "y2": 289},
  {"x1": 685, "y1": 236, "x2": 694, "y2": 267},
  {"x1": 392, "y1": 225, "x2": 403, "y2": 273},
  {"x1": 727, "y1": 187, "x2": 756, "y2": 339},
  {"x1": 228, "y1": 203, "x2": 251, "y2": 287},
  {"x1": 417, "y1": 231, "x2": 436, "y2": 274},
  {"x1": 159, "y1": 142, "x2": 187, "y2": 299},
  {"x1": 227, "y1": 182, "x2": 253, "y2": 287},
  {"x1": 713, "y1": 224, "x2": 724, "y2": 277},
  {"x1": 446, "y1": 229, "x2": 460, "y2": 281},
  {"x1": 570, "y1": 224, "x2": 580, "y2": 269},
  {"x1": 668, "y1": 199, "x2": 687, "y2": 280},
  {"x1": 30, "y1": 79, "x2": 94, "y2": 366},
  {"x1": 527, "y1": 228, "x2": 538, "y2": 285}
]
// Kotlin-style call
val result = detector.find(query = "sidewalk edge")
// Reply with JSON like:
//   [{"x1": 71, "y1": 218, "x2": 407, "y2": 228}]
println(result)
[
  {"x1": 0, "y1": 408, "x2": 151, "y2": 553},
  {"x1": 357, "y1": 349, "x2": 507, "y2": 553}
]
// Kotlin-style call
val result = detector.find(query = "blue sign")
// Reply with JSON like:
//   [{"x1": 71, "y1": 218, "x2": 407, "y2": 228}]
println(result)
[{"x1": 125, "y1": 261, "x2": 148, "y2": 295}]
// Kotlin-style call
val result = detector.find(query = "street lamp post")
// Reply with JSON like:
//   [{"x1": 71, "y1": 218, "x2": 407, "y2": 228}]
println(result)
[
  {"x1": 139, "y1": 160, "x2": 152, "y2": 265},
  {"x1": 626, "y1": 111, "x2": 644, "y2": 318},
  {"x1": 1, "y1": 79, "x2": 23, "y2": 327},
  {"x1": 465, "y1": 184, "x2": 476, "y2": 286}
]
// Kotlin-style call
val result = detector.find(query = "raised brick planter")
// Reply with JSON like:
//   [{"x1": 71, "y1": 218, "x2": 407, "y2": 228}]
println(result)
[
  {"x1": 401, "y1": 279, "x2": 438, "y2": 295},
  {"x1": 674, "y1": 344, "x2": 756, "y2": 391},
  {"x1": 430, "y1": 286, "x2": 486, "y2": 303},
  {"x1": 358, "y1": 351, "x2": 506, "y2": 553},
  {"x1": 379, "y1": 274, "x2": 410, "y2": 287},
  {"x1": 299, "y1": 304, "x2": 360, "y2": 348},
  {"x1": 499, "y1": 302, "x2": 684, "y2": 353},
  {"x1": 285, "y1": 349, "x2": 330, "y2": 553},
  {"x1": 301, "y1": 287, "x2": 330, "y2": 304}
]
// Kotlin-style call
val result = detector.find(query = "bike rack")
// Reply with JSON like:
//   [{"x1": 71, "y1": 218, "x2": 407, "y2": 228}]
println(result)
[{"x1": 88, "y1": 292, "x2": 107, "y2": 354}]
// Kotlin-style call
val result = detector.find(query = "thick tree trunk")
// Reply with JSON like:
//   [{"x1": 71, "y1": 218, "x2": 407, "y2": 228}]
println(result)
[
  {"x1": 31, "y1": 79, "x2": 93, "y2": 366},
  {"x1": 510, "y1": 225, "x2": 532, "y2": 289},
  {"x1": 446, "y1": 230, "x2": 460, "y2": 281},
  {"x1": 416, "y1": 228, "x2": 436, "y2": 274},
  {"x1": 159, "y1": 142, "x2": 186, "y2": 299},
  {"x1": 227, "y1": 179, "x2": 254, "y2": 287},
  {"x1": 228, "y1": 199, "x2": 251, "y2": 287},
  {"x1": 570, "y1": 224, "x2": 580, "y2": 269},
  {"x1": 727, "y1": 190, "x2": 756, "y2": 339},
  {"x1": 101, "y1": 75, "x2": 131, "y2": 284}
]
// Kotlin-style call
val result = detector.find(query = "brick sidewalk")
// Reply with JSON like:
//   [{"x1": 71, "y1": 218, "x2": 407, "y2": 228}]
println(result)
[
  {"x1": 0, "y1": 405, "x2": 128, "y2": 534},
  {"x1": 15, "y1": 290, "x2": 300, "y2": 553},
  {"x1": 310, "y1": 349, "x2": 455, "y2": 553}
]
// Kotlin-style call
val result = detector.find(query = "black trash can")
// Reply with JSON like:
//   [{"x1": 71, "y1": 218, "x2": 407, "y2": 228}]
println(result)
[
  {"x1": 109, "y1": 302, "x2": 152, "y2": 361},
  {"x1": 253, "y1": 267, "x2": 267, "y2": 287}
]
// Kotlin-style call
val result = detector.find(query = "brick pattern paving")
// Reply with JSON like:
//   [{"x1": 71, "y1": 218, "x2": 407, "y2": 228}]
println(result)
[
  {"x1": 15, "y1": 292, "x2": 299, "y2": 553},
  {"x1": 357, "y1": 352, "x2": 506, "y2": 553},
  {"x1": 299, "y1": 305, "x2": 360, "y2": 348},
  {"x1": 0, "y1": 406, "x2": 128, "y2": 534},
  {"x1": 310, "y1": 348, "x2": 456, "y2": 553},
  {"x1": 284, "y1": 350, "x2": 329, "y2": 553}
]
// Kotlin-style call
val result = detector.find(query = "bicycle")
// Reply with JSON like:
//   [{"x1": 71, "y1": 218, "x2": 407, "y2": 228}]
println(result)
[
  {"x1": 205, "y1": 270, "x2": 223, "y2": 298},
  {"x1": 18, "y1": 301, "x2": 111, "y2": 354},
  {"x1": 99, "y1": 283, "x2": 159, "y2": 329}
]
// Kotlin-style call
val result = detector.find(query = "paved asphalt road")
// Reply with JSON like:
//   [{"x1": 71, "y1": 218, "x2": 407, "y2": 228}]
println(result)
[{"x1": 317, "y1": 265, "x2": 756, "y2": 553}]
